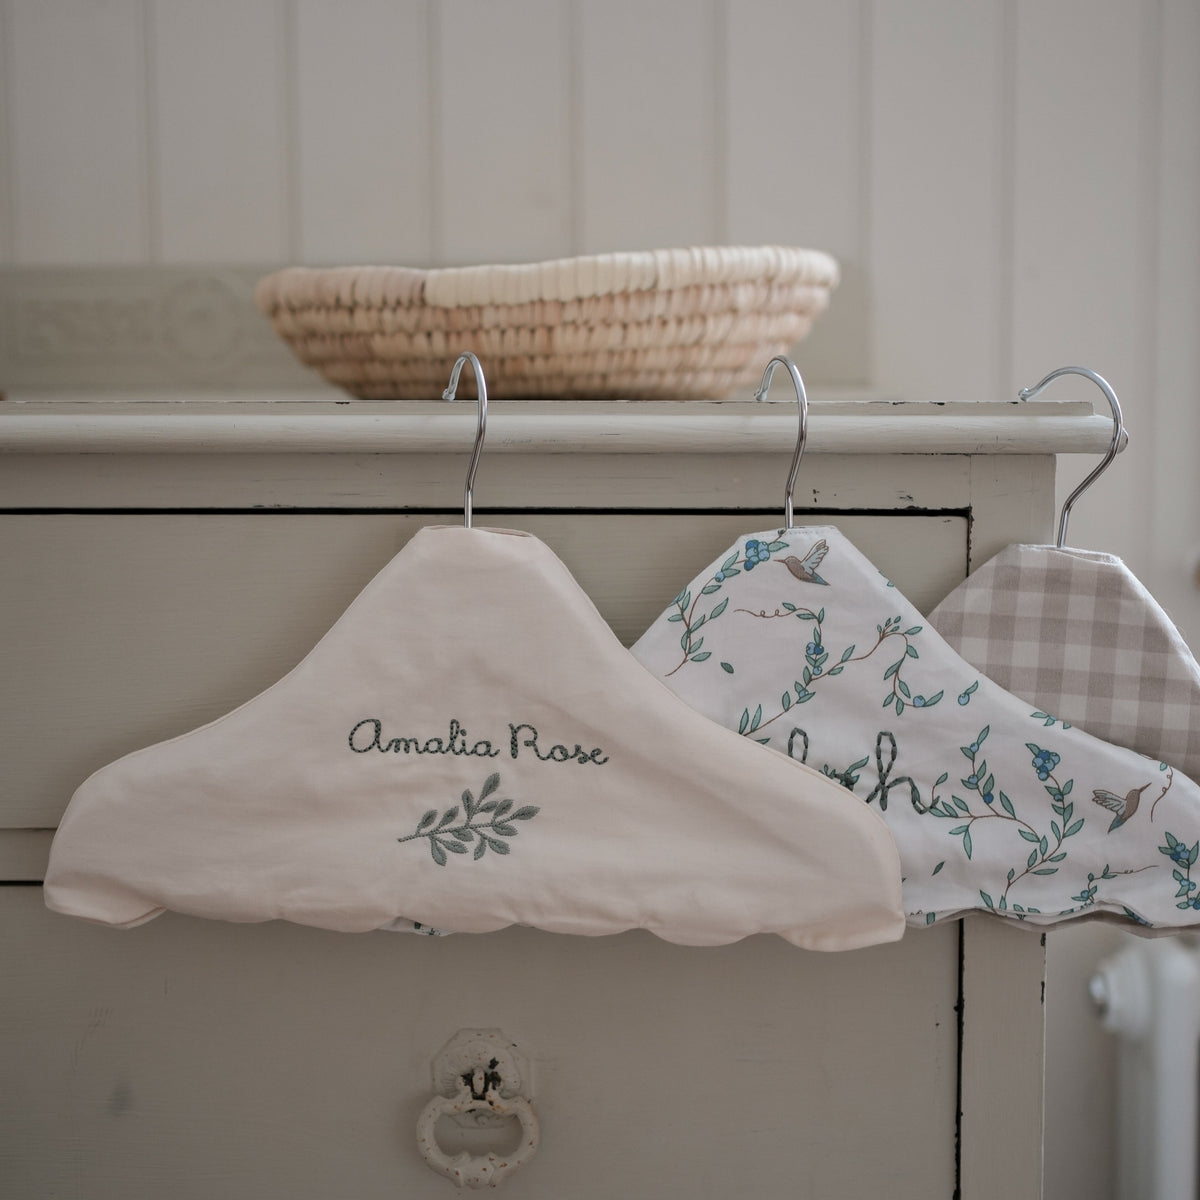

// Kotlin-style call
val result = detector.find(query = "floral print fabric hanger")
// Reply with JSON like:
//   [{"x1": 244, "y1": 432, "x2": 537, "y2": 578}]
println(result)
[{"x1": 631, "y1": 358, "x2": 1200, "y2": 931}]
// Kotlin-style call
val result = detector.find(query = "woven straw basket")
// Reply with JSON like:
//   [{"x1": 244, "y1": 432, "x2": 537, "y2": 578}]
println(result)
[{"x1": 254, "y1": 245, "x2": 838, "y2": 401}]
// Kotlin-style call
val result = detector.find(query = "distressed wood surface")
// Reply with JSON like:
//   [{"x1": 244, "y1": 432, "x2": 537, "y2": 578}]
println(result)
[
  {"x1": 1, "y1": 889, "x2": 959, "y2": 1199},
  {"x1": 0, "y1": 396, "x2": 1115, "y2": 456},
  {"x1": 960, "y1": 918, "x2": 1047, "y2": 1196}
]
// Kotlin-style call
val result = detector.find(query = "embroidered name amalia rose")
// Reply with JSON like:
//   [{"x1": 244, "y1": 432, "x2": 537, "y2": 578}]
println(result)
[{"x1": 348, "y1": 717, "x2": 609, "y2": 765}]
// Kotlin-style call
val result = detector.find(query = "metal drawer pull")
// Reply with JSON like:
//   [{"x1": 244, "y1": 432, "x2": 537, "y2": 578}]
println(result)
[
  {"x1": 417, "y1": 1079, "x2": 539, "y2": 1189},
  {"x1": 416, "y1": 1029, "x2": 539, "y2": 1189}
]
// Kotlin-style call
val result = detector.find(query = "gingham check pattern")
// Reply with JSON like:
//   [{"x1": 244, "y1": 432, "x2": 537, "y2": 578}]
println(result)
[{"x1": 930, "y1": 544, "x2": 1200, "y2": 781}]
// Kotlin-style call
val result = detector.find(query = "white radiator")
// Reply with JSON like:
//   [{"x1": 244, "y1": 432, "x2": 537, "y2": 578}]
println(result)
[{"x1": 1091, "y1": 936, "x2": 1200, "y2": 1200}]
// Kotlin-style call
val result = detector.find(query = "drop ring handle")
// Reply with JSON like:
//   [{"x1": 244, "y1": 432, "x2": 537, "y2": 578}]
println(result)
[{"x1": 416, "y1": 1080, "x2": 540, "y2": 1189}]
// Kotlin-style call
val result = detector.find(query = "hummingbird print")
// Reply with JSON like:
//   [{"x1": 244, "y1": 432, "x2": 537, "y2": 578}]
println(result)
[
  {"x1": 1090, "y1": 782, "x2": 1152, "y2": 832},
  {"x1": 777, "y1": 538, "x2": 830, "y2": 586}
]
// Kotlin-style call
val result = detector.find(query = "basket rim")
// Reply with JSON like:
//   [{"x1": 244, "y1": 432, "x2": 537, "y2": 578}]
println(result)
[{"x1": 255, "y1": 244, "x2": 839, "y2": 313}]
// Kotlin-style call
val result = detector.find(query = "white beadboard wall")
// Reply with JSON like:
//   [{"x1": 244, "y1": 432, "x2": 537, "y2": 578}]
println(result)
[
  {"x1": 2, "y1": 1, "x2": 1195, "y2": 592},
  {"x1": 2, "y1": 5, "x2": 1198, "y2": 1198}
]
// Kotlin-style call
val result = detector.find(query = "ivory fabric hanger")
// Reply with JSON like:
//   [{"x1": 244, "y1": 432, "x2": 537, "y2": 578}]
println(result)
[
  {"x1": 631, "y1": 357, "x2": 1200, "y2": 932},
  {"x1": 929, "y1": 367, "x2": 1200, "y2": 784},
  {"x1": 44, "y1": 354, "x2": 904, "y2": 951}
]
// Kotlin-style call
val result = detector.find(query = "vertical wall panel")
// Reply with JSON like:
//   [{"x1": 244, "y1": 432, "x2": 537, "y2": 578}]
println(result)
[
  {"x1": 1036, "y1": 13, "x2": 1161, "y2": 1195},
  {"x1": 578, "y1": 0, "x2": 719, "y2": 254},
  {"x1": 0, "y1": 0, "x2": 13, "y2": 264},
  {"x1": 295, "y1": 0, "x2": 430, "y2": 265},
  {"x1": 869, "y1": 0, "x2": 1006, "y2": 404},
  {"x1": 150, "y1": 0, "x2": 289, "y2": 262},
  {"x1": 1011, "y1": 0, "x2": 1146, "y2": 563},
  {"x1": 1150, "y1": 0, "x2": 1200, "y2": 645},
  {"x1": 8, "y1": 0, "x2": 148, "y2": 264},
  {"x1": 434, "y1": 0, "x2": 570, "y2": 264},
  {"x1": 726, "y1": 0, "x2": 864, "y2": 384}
]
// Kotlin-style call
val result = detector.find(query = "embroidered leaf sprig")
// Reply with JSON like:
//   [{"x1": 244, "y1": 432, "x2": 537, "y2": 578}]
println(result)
[{"x1": 398, "y1": 772, "x2": 539, "y2": 866}]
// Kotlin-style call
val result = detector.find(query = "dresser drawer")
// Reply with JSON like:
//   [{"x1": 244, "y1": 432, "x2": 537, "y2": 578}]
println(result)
[
  {"x1": 0, "y1": 510, "x2": 965, "y2": 833},
  {"x1": 1, "y1": 506, "x2": 969, "y2": 1196},
  {"x1": 4, "y1": 889, "x2": 960, "y2": 1199}
]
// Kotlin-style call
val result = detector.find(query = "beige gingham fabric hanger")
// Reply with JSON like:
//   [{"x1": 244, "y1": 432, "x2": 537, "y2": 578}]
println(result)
[{"x1": 929, "y1": 367, "x2": 1200, "y2": 784}]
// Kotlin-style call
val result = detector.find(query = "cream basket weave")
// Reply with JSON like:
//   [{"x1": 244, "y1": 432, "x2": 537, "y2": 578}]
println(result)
[{"x1": 254, "y1": 245, "x2": 838, "y2": 400}]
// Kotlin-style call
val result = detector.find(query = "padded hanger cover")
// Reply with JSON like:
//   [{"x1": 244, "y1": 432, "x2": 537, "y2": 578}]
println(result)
[
  {"x1": 930, "y1": 543, "x2": 1200, "y2": 784},
  {"x1": 633, "y1": 527, "x2": 1200, "y2": 932},
  {"x1": 44, "y1": 527, "x2": 904, "y2": 951}
]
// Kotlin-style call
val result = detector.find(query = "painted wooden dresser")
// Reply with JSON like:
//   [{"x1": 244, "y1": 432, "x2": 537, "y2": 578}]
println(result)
[{"x1": 0, "y1": 395, "x2": 1113, "y2": 1198}]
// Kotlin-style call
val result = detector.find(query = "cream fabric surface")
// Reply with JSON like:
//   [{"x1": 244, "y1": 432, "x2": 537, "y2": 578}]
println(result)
[
  {"x1": 929, "y1": 544, "x2": 1200, "y2": 783},
  {"x1": 632, "y1": 527, "x2": 1200, "y2": 932},
  {"x1": 44, "y1": 527, "x2": 903, "y2": 951}
]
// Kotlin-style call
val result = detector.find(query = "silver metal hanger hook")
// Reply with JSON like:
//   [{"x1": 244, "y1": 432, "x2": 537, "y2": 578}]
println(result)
[
  {"x1": 442, "y1": 352, "x2": 488, "y2": 529},
  {"x1": 753, "y1": 354, "x2": 809, "y2": 532},
  {"x1": 1018, "y1": 365, "x2": 1126, "y2": 548}
]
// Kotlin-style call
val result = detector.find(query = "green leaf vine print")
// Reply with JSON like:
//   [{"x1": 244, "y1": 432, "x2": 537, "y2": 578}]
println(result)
[
  {"x1": 665, "y1": 538, "x2": 789, "y2": 675},
  {"x1": 399, "y1": 772, "x2": 539, "y2": 866},
  {"x1": 923, "y1": 728, "x2": 1086, "y2": 916},
  {"x1": 631, "y1": 526, "x2": 1200, "y2": 931}
]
